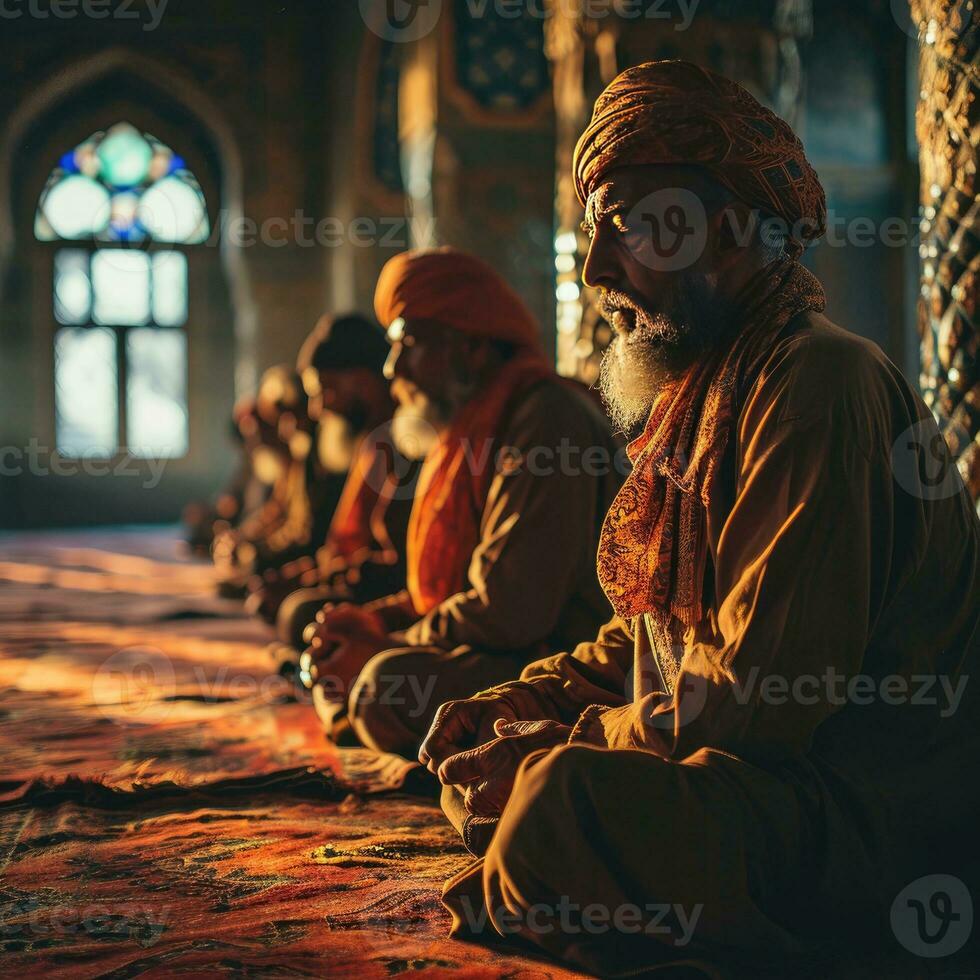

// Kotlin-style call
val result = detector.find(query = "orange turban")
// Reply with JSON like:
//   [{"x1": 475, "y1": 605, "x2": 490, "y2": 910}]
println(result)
[
  {"x1": 374, "y1": 247, "x2": 542, "y2": 351},
  {"x1": 573, "y1": 60, "x2": 827, "y2": 257}
]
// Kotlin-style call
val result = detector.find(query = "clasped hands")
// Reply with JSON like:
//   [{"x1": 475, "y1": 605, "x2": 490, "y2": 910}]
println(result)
[
  {"x1": 419, "y1": 695, "x2": 571, "y2": 818},
  {"x1": 298, "y1": 602, "x2": 390, "y2": 700}
]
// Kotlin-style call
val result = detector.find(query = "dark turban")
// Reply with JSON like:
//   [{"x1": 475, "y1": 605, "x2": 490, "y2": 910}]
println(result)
[
  {"x1": 297, "y1": 313, "x2": 389, "y2": 375},
  {"x1": 573, "y1": 60, "x2": 827, "y2": 256},
  {"x1": 374, "y1": 247, "x2": 542, "y2": 351}
]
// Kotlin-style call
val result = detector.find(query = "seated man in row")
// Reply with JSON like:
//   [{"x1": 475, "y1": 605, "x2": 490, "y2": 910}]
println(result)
[
  {"x1": 183, "y1": 397, "x2": 271, "y2": 556},
  {"x1": 418, "y1": 61, "x2": 980, "y2": 974},
  {"x1": 248, "y1": 314, "x2": 421, "y2": 659},
  {"x1": 300, "y1": 248, "x2": 625, "y2": 756},
  {"x1": 212, "y1": 365, "x2": 346, "y2": 597}
]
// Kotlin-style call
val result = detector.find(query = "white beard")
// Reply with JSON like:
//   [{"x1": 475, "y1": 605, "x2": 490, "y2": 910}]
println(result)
[
  {"x1": 289, "y1": 429, "x2": 312, "y2": 462},
  {"x1": 598, "y1": 328, "x2": 672, "y2": 433},
  {"x1": 316, "y1": 411, "x2": 356, "y2": 473},
  {"x1": 251, "y1": 446, "x2": 286, "y2": 485},
  {"x1": 390, "y1": 402, "x2": 444, "y2": 460}
]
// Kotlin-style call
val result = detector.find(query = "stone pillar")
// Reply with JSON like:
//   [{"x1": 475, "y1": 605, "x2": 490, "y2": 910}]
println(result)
[{"x1": 911, "y1": 0, "x2": 980, "y2": 503}]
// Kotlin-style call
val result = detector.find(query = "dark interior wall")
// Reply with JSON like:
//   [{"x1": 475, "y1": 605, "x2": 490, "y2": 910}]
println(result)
[
  {"x1": 0, "y1": 1, "x2": 372, "y2": 526},
  {"x1": 801, "y1": 0, "x2": 920, "y2": 382},
  {"x1": 0, "y1": 0, "x2": 918, "y2": 528}
]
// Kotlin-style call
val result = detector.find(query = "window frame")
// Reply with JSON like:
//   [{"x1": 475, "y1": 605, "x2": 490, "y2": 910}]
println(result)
[{"x1": 44, "y1": 236, "x2": 193, "y2": 459}]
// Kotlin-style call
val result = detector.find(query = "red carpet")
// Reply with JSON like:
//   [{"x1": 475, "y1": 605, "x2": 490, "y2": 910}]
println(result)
[{"x1": 0, "y1": 528, "x2": 588, "y2": 979}]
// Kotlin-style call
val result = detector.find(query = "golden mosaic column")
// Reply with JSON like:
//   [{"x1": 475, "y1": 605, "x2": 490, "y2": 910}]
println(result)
[{"x1": 911, "y1": 0, "x2": 980, "y2": 503}]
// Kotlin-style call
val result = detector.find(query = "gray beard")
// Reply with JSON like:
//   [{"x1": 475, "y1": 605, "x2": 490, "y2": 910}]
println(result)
[
  {"x1": 316, "y1": 411, "x2": 356, "y2": 473},
  {"x1": 598, "y1": 330, "x2": 670, "y2": 433},
  {"x1": 597, "y1": 273, "x2": 733, "y2": 434},
  {"x1": 391, "y1": 401, "x2": 446, "y2": 460}
]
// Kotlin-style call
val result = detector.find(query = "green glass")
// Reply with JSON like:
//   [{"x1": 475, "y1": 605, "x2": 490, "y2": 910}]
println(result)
[{"x1": 96, "y1": 123, "x2": 152, "y2": 188}]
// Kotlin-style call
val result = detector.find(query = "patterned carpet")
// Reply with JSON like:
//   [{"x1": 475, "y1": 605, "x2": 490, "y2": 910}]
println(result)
[{"x1": 0, "y1": 528, "x2": 588, "y2": 979}]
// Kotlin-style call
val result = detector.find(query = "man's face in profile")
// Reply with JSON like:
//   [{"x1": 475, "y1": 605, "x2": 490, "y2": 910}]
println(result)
[{"x1": 582, "y1": 166, "x2": 739, "y2": 431}]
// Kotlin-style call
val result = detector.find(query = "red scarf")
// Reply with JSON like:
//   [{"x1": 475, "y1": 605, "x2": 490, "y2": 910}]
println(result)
[
  {"x1": 325, "y1": 424, "x2": 399, "y2": 564},
  {"x1": 406, "y1": 352, "x2": 551, "y2": 615}
]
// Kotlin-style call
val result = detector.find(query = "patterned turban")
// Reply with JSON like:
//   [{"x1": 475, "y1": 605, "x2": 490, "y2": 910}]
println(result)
[
  {"x1": 573, "y1": 60, "x2": 827, "y2": 256},
  {"x1": 374, "y1": 247, "x2": 542, "y2": 351}
]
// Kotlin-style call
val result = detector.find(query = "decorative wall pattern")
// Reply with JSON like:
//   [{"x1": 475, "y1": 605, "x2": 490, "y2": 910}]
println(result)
[
  {"x1": 445, "y1": 0, "x2": 551, "y2": 123},
  {"x1": 911, "y1": 0, "x2": 980, "y2": 502}
]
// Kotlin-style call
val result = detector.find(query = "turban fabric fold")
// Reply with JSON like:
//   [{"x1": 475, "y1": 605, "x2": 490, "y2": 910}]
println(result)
[
  {"x1": 573, "y1": 60, "x2": 827, "y2": 256},
  {"x1": 374, "y1": 247, "x2": 542, "y2": 351}
]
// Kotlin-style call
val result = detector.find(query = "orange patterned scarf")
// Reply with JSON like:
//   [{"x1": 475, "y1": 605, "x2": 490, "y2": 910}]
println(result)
[
  {"x1": 596, "y1": 261, "x2": 826, "y2": 677},
  {"x1": 406, "y1": 352, "x2": 551, "y2": 616}
]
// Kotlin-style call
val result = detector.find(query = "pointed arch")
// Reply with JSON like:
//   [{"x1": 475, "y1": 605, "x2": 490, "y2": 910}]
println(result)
[{"x1": 0, "y1": 47, "x2": 257, "y2": 394}]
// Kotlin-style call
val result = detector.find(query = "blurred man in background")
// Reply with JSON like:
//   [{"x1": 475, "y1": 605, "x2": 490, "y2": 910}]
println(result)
[
  {"x1": 212, "y1": 363, "x2": 346, "y2": 598},
  {"x1": 247, "y1": 314, "x2": 421, "y2": 666},
  {"x1": 299, "y1": 248, "x2": 624, "y2": 757}
]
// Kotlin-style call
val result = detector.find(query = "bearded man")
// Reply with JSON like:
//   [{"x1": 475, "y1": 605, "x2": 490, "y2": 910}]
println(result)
[
  {"x1": 418, "y1": 61, "x2": 980, "y2": 974},
  {"x1": 299, "y1": 247, "x2": 623, "y2": 756},
  {"x1": 246, "y1": 314, "x2": 420, "y2": 654},
  {"x1": 212, "y1": 364, "x2": 346, "y2": 597}
]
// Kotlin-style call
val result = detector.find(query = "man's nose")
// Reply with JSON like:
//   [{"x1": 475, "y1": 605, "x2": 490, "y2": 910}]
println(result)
[{"x1": 582, "y1": 225, "x2": 619, "y2": 290}]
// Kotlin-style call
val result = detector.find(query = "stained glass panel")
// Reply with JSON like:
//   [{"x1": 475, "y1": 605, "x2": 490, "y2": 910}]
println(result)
[
  {"x1": 96, "y1": 123, "x2": 153, "y2": 187},
  {"x1": 138, "y1": 177, "x2": 208, "y2": 243},
  {"x1": 39, "y1": 174, "x2": 111, "y2": 240},
  {"x1": 151, "y1": 251, "x2": 188, "y2": 326},
  {"x1": 126, "y1": 328, "x2": 189, "y2": 457},
  {"x1": 36, "y1": 123, "x2": 211, "y2": 244},
  {"x1": 55, "y1": 327, "x2": 118, "y2": 457},
  {"x1": 54, "y1": 249, "x2": 92, "y2": 324},
  {"x1": 92, "y1": 250, "x2": 151, "y2": 326}
]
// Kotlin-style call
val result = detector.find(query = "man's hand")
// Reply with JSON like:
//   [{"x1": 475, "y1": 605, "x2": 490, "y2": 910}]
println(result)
[
  {"x1": 436, "y1": 719, "x2": 572, "y2": 816},
  {"x1": 304, "y1": 603, "x2": 385, "y2": 652},
  {"x1": 418, "y1": 692, "x2": 523, "y2": 775},
  {"x1": 297, "y1": 603, "x2": 390, "y2": 699},
  {"x1": 244, "y1": 558, "x2": 318, "y2": 623}
]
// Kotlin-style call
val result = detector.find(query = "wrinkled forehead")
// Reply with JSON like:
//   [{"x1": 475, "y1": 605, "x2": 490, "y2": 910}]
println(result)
[{"x1": 584, "y1": 164, "x2": 729, "y2": 228}]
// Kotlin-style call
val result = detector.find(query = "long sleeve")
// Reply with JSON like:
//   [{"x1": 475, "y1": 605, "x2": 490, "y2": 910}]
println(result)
[
  {"x1": 403, "y1": 382, "x2": 615, "y2": 652},
  {"x1": 570, "y1": 327, "x2": 901, "y2": 763},
  {"x1": 507, "y1": 616, "x2": 636, "y2": 723}
]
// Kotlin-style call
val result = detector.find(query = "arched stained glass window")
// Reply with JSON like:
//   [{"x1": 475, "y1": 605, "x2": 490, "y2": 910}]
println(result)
[
  {"x1": 35, "y1": 122, "x2": 209, "y2": 459},
  {"x1": 35, "y1": 122, "x2": 209, "y2": 244}
]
